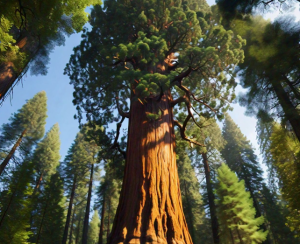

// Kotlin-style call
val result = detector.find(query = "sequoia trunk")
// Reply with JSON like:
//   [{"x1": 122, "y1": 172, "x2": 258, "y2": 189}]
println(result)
[
  {"x1": 201, "y1": 153, "x2": 219, "y2": 244},
  {"x1": 108, "y1": 92, "x2": 193, "y2": 244}
]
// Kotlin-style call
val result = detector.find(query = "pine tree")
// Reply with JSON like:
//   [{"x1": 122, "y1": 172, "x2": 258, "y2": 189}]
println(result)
[
  {"x1": 215, "y1": 163, "x2": 268, "y2": 244},
  {"x1": 62, "y1": 130, "x2": 99, "y2": 244},
  {"x1": 29, "y1": 123, "x2": 61, "y2": 242},
  {"x1": 0, "y1": 0, "x2": 102, "y2": 103},
  {"x1": 0, "y1": 91, "x2": 47, "y2": 176},
  {"x1": 221, "y1": 114, "x2": 266, "y2": 220},
  {"x1": 225, "y1": 15, "x2": 300, "y2": 143},
  {"x1": 34, "y1": 171, "x2": 66, "y2": 244},
  {"x1": 88, "y1": 211, "x2": 100, "y2": 244},
  {"x1": 0, "y1": 160, "x2": 34, "y2": 243},
  {"x1": 176, "y1": 135, "x2": 212, "y2": 244},
  {"x1": 32, "y1": 123, "x2": 61, "y2": 191},
  {"x1": 65, "y1": 1, "x2": 245, "y2": 242},
  {"x1": 267, "y1": 123, "x2": 300, "y2": 236}
]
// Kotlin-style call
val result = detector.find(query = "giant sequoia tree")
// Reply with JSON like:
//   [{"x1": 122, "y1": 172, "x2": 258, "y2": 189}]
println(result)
[{"x1": 65, "y1": 1, "x2": 245, "y2": 243}]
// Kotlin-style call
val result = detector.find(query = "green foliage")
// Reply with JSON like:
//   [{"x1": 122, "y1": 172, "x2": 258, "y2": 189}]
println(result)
[
  {"x1": 32, "y1": 123, "x2": 61, "y2": 180},
  {"x1": 176, "y1": 135, "x2": 212, "y2": 243},
  {"x1": 0, "y1": 0, "x2": 101, "y2": 100},
  {"x1": 0, "y1": 91, "x2": 47, "y2": 170},
  {"x1": 0, "y1": 161, "x2": 34, "y2": 243},
  {"x1": 215, "y1": 163, "x2": 268, "y2": 243},
  {"x1": 33, "y1": 171, "x2": 66, "y2": 244},
  {"x1": 88, "y1": 210, "x2": 100, "y2": 244},
  {"x1": 65, "y1": 0, "x2": 245, "y2": 125},
  {"x1": 268, "y1": 123, "x2": 300, "y2": 235},
  {"x1": 0, "y1": 15, "x2": 26, "y2": 68}
]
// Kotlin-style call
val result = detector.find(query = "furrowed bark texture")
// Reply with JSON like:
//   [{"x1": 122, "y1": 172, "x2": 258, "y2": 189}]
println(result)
[
  {"x1": 108, "y1": 92, "x2": 193, "y2": 244},
  {"x1": 201, "y1": 153, "x2": 219, "y2": 244}
]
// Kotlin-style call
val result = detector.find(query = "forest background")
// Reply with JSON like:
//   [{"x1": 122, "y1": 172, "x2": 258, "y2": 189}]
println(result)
[{"x1": 3, "y1": 0, "x2": 299, "y2": 162}]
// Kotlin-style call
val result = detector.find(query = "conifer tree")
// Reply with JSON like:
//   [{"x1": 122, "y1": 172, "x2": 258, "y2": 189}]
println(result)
[
  {"x1": 0, "y1": 0, "x2": 101, "y2": 103},
  {"x1": 0, "y1": 160, "x2": 34, "y2": 243},
  {"x1": 62, "y1": 130, "x2": 99, "y2": 244},
  {"x1": 34, "y1": 171, "x2": 66, "y2": 244},
  {"x1": 32, "y1": 123, "x2": 61, "y2": 191},
  {"x1": 0, "y1": 91, "x2": 47, "y2": 176},
  {"x1": 221, "y1": 114, "x2": 266, "y2": 220},
  {"x1": 88, "y1": 211, "x2": 100, "y2": 244},
  {"x1": 267, "y1": 123, "x2": 300, "y2": 235},
  {"x1": 176, "y1": 135, "x2": 212, "y2": 243},
  {"x1": 225, "y1": 15, "x2": 300, "y2": 143},
  {"x1": 29, "y1": 123, "x2": 61, "y2": 242},
  {"x1": 65, "y1": 1, "x2": 245, "y2": 242},
  {"x1": 215, "y1": 163, "x2": 268, "y2": 244}
]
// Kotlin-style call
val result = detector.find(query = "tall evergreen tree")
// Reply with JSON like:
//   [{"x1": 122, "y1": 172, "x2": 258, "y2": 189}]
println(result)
[
  {"x1": 222, "y1": 114, "x2": 266, "y2": 217},
  {"x1": 29, "y1": 123, "x2": 61, "y2": 242},
  {"x1": 34, "y1": 171, "x2": 66, "y2": 244},
  {"x1": 0, "y1": 160, "x2": 34, "y2": 243},
  {"x1": 32, "y1": 123, "x2": 61, "y2": 191},
  {"x1": 0, "y1": 91, "x2": 47, "y2": 176},
  {"x1": 62, "y1": 130, "x2": 99, "y2": 244},
  {"x1": 0, "y1": 0, "x2": 101, "y2": 103},
  {"x1": 65, "y1": 0, "x2": 245, "y2": 242},
  {"x1": 215, "y1": 163, "x2": 268, "y2": 244},
  {"x1": 88, "y1": 211, "x2": 100, "y2": 244},
  {"x1": 267, "y1": 123, "x2": 300, "y2": 236},
  {"x1": 176, "y1": 135, "x2": 212, "y2": 244}
]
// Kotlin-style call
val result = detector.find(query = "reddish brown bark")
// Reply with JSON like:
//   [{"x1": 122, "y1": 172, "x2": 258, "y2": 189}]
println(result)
[
  {"x1": 0, "y1": 129, "x2": 27, "y2": 176},
  {"x1": 108, "y1": 92, "x2": 193, "y2": 244},
  {"x1": 0, "y1": 62, "x2": 18, "y2": 101}
]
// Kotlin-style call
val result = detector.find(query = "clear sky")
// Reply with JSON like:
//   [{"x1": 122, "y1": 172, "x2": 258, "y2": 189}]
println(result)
[{"x1": 0, "y1": 0, "x2": 299, "y2": 170}]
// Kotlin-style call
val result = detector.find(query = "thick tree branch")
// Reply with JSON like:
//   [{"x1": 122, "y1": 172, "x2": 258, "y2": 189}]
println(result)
[
  {"x1": 115, "y1": 96, "x2": 130, "y2": 118},
  {"x1": 173, "y1": 118, "x2": 205, "y2": 147},
  {"x1": 170, "y1": 95, "x2": 186, "y2": 107},
  {"x1": 110, "y1": 116, "x2": 126, "y2": 159}
]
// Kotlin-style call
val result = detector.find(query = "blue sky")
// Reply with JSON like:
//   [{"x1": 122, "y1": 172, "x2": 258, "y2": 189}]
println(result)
[{"x1": 1, "y1": 0, "x2": 299, "y2": 167}]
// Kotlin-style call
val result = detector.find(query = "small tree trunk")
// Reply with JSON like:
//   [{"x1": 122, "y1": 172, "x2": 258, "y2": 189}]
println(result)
[
  {"x1": 106, "y1": 195, "x2": 111, "y2": 242},
  {"x1": 76, "y1": 212, "x2": 83, "y2": 244},
  {"x1": 108, "y1": 93, "x2": 192, "y2": 244},
  {"x1": 82, "y1": 163, "x2": 94, "y2": 244},
  {"x1": 0, "y1": 187, "x2": 18, "y2": 228},
  {"x1": 36, "y1": 202, "x2": 48, "y2": 243},
  {"x1": 183, "y1": 180, "x2": 195, "y2": 242},
  {"x1": 271, "y1": 78, "x2": 300, "y2": 143},
  {"x1": 62, "y1": 175, "x2": 77, "y2": 244},
  {"x1": 201, "y1": 153, "x2": 219, "y2": 244},
  {"x1": 32, "y1": 172, "x2": 44, "y2": 196},
  {"x1": 98, "y1": 195, "x2": 106, "y2": 244},
  {"x1": 0, "y1": 129, "x2": 26, "y2": 176},
  {"x1": 69, "y1": 205, "x2": 76, "y2": 244}
]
